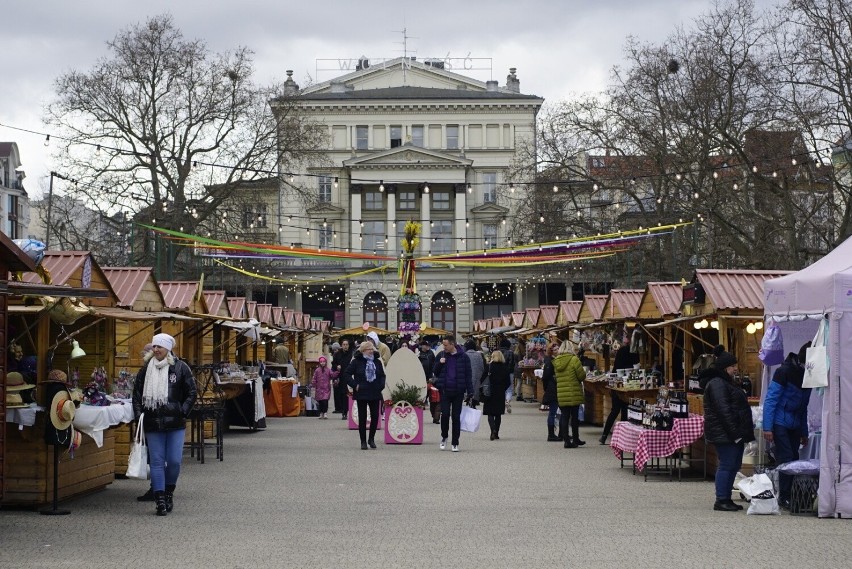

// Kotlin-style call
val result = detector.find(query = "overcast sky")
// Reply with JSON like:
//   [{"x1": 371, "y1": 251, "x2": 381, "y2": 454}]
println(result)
[{"x1": 2, "y1": 0, "x2": 777, "y2": 199}]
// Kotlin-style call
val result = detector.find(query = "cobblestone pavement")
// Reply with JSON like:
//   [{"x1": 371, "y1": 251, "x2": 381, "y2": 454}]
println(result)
[{"x1": 1, "y1": 403, "x2": 847, "y2": 569}]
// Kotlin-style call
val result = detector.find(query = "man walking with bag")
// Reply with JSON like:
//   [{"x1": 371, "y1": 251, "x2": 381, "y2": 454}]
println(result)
[{"x1": 433, "y1": 334, "x2": 473, "y2": 452}]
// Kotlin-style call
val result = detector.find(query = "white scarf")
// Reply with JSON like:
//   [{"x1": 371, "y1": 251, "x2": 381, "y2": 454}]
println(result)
[{"x1": 142, "y1": 355, "x2": 171, "y2": 409}]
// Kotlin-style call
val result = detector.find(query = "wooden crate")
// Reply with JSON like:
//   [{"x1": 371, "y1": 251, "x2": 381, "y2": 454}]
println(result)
[{"x1": 3, "y1": 417, "x2": 115, "y2": 506}]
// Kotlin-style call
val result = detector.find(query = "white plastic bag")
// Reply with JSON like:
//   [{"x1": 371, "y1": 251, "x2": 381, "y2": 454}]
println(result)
[
  {"x1": 460, "y1": 406, "x2": 482, "y2": 433},
  {"x1": 126, "y1": 414, "x2": 149, "y2": 480},
  {"x1": 737, "y1": 473, "x2": 780, "y2": 515}
]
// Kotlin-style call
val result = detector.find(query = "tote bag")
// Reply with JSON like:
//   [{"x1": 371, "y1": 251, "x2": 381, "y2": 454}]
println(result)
[
  {"x1": 758, "y1": 321, "x2": 784, "y2": 366},
  {"x1": 803, "y1": 320, "x2": 829, "y2": 389},
  {"x1": 460, "y1": 406, "x2": 483, "y2": 433},
  {"x1": 126, "y1": 414, "x2": 149, "y2": 480}
]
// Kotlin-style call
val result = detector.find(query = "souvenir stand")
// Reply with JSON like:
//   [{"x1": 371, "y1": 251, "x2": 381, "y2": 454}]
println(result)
[
  {"x1": 158, "y1": 280, "x2": 208, "y2": 366},
  {"x1": 635, "y1": 282, "x2": 684, "y2": 384},
  {"x1": 643, "y1": 269, "x2": 790, "y2": 476},
  {"x1": 4, "y1": 249, "x2": 130, "y2": 506},
  {"x1": 225, "y1": 296, "x2": 248, "y2": 363},
  {"x1": 763, "y1": 236, "x2": 852, "y2": 518},
  {"x1": 572, "y1": 294, "x2": 614, "y2": 424}
]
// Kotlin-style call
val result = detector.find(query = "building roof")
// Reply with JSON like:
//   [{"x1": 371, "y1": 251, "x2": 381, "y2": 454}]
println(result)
[
  {"x1": 158, "y1": 281, "x2": 200, "y2": 311},
  {"x1": 102, "y1": 267, "x2": 157, "y2": 308},
  {"x1": 299, "y1": 86, "x2": 542, "y2": 101},
  {"x1": 227, "y1": 297, "x2": 247, "y2": 320},
  {"x1": 256, "y1": 303, "x2": 272, "y2": 324},
  {"x1": 604, "y1": 289, "x2": 644, "y2": 320},
  {"x1": 695, "y1": 269, "x2": 793, "y2": 311},
  {"x1": 580, "y1": 294, "x2": 608, "y2": 321},
  {"x1": 644, "y1": 282, "x2": 683, "y2": 317},
  {"x1": 538, "y1": 305, "x2": 559, "y2": 326}
]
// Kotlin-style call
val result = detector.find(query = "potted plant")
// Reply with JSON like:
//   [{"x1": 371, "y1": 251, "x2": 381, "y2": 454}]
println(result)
[{"x1": 383, "y1": 381, "x2": 425, "y2": 445}]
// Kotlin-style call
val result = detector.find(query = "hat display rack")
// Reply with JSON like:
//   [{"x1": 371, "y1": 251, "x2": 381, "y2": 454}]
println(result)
[{"x1": 41, "y1": 381, "x2": 76, "y2": 516}]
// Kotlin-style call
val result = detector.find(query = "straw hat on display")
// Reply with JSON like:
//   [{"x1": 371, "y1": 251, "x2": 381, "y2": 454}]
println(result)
[
  {"x1": 6, "y1": 371, "x2": 35, "y2": 391},
  {"x1": 47, "y1": 369, "x2": 68, "y2": 384},
  {"x1": 49, "y1": 389, "x2": 76, "y2": 430},
  {"x1": 5, "y1": 392, "x2": 28, "y2": 408}
]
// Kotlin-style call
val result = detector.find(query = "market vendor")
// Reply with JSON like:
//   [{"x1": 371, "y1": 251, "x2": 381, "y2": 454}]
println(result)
[{"x1": 599, "y1": 342, "x2": 639, "y2": 445}]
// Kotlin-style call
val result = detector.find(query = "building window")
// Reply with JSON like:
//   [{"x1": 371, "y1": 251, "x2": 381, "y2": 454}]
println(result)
[
  {"x1": 242, "y1": 203, "x2": 266, "y2": 229},
  {"x1": 431, "y1": 220, "x2": 453, "y2": 254},
  {"x1": 356, "y1": 126, "x2": 368, "y2": 150},
  {"x1": 431, "y1": 291, "x2": 456, "y2": 332},
  {"x1": 591, "y1": 157, "x2": 606, "y2": 168},
  {"x1": 363, "y1": 291, "x2": 388, "y2": 330},
  {"x1": 390, "y1": 125, "x2": 402, "y2": 148},
  {"x1": 446, "y1": 125, "x2": 459, "y2": 149},
  {"x1": 318, "y1": 175, "x2": 332, "y2": 202},
  {"x1": 365, "y1": 191, "x2": 383, "y2": 210},
  {"x1": 319, "y1": 226, "x2": 333, "y2": 249},
  {"x1": 362, "y1": 221, "x2": 386, "y2": 252},
  {"x1": 412, "y1": 125, "x2": 424, "y2": 146},
  {"x1": 398, "y1": 191, "x2": 418, "y2": 210},
  {"x1": 482, "y1": 172, "x2": 497, "y2": 203},
  {"x1": 7, "y1": 195, "x2": 19, "y2": 239},
  {"x1": 483, "y1": 224, "x2": 497, "y2": 249},
  {"x1": 432, "y1": 191, "x2": 450, "y2": 210}
]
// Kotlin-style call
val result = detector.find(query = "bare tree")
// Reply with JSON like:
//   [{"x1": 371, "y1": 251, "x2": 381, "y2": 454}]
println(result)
[{"x1": 45, "y1": 14, "x2": 326, "y2": 277}]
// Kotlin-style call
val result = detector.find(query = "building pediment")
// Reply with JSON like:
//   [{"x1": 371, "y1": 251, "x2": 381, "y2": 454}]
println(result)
[
  {"x1": 343, "y1": 146, "x2": 472, "y2": 170},
  {"x1": 306, "y1": 202, "x2": 346, "y2": 216},
  {"x1": 470, "y1": 202, "x2": 509, "y2": 216}
]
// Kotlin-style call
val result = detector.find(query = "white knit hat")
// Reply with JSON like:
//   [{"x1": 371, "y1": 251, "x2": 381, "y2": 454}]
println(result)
[{"x1": 151, "y1": 333, "x2": 175, "y2": 352}]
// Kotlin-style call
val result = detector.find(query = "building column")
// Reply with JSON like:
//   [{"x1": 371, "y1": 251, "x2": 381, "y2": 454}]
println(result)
[
  {"x1": 420, "y1": 187, "x2": 431, "y2": 256},
  {"x1": 350, "y1": 184, "x2": 362, "y2": 253},
  {"x1": 386, "y1": 185, "x2": 397, "y2": 258},
  {"x1": 454, "y1": 183, "x2": 467, "y2": 253}
]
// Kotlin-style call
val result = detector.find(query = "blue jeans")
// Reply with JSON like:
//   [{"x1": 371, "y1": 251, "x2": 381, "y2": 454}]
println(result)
[
  {"x1": 547, "y1": 402, "x2": 559, "y2": 427},
  {"x1": 773, "y1": 426, "x2": 802, "y2": 501},
  {"x1": 146, "y1": 428, "x2": 186, "y2": 492},
  {"x1": 713, "y1": 442, "x2": 744, "y2": 500},
  {"x1": 440, "y1": 393, "x2": 464, "y2": 446}
]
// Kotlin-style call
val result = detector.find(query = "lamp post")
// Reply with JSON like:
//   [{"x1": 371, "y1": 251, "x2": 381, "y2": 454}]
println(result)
[{"x1": 45, "y1": 171, "x2": 69, "y2": 249}]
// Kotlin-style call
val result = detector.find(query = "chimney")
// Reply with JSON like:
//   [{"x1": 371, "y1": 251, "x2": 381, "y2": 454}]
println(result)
[
  {"x1": 486, "y1": 80, "x2": 499, "y2": 92},
  {"x1": 283, "y1": 70, "x2": 300, "y2": 95},
  {"x1": 506, "y1": 67, "x2": 520, "y2": 93}
]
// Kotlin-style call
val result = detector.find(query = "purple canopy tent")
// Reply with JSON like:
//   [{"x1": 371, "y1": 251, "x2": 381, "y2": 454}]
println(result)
[{"x1": 764, "y1": 235, "x2": 852, "y2": 518}]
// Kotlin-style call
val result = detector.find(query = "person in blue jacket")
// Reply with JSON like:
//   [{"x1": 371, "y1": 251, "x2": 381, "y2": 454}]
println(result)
[
  {"x1": 432, "y1": 334, "x2": 474, "y2": 452},
  {"x1": 762, "y1": 342, "x2": 812, "y2": 509}
]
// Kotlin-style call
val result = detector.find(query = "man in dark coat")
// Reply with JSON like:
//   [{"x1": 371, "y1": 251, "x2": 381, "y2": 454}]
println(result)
[
  {"x1": 702, "y1": 346, "x2": 755, "y2": 512},
  {"x1": 433, "y1": 335, "x2": 474, "y2": 452},
  {"x1": 599, "y1": 342, "x2": 639, "y2": 444},
  {"x1": 331, "y1": 339, "x2": 353, "y2": 419}
]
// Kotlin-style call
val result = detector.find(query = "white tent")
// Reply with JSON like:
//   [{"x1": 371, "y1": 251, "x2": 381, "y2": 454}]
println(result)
[{"x1": 764, "y1": 235, "x2": 852, "y2": 518}]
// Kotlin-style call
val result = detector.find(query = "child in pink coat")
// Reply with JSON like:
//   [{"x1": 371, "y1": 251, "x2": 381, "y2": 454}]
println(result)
[{"x1": 312, "y1": 356, "x2": 335, "y2": 419}]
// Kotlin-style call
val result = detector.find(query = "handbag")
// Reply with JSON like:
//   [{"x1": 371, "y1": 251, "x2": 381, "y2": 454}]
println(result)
[
  {"x1": 460, "y1": 405, "x2": 482, "y2": 433},
  {"x1": 126, "y1": 414, "x2": 149, "y2": 480},
  {"x1": 480, "y1": 376, "x2": 491, "y2": 399},
  {"x1": 758, "y1": 320, "x2": 784, "y2": 366},
  {"x1": 803, "y1": 319, "x2": 829, "y2": 388}
]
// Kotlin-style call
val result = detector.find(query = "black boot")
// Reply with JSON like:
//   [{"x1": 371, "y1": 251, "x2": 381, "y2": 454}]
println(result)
[
  {"x1": 713, "y1": 499, "x2": 739, "y2": 512},
  {"x1": 547, "y1": 425, "x2": 560, "y2": 442},
  {"x1": 165, "y1": 484, "x2": 175, "y2": 513},
  {"x1": 368, "y1": 438, "x2": 377, "y2": 449},
  {"x1": 599, "y1": 434, "x2": 608, "y2": 445},
  {"x1": 136, "y1": 486, "x2": 154, "y2": 502},
  {"x1": 564, "y1": 438, "x2": 577, "y2": 448},
  {"x1": 154, "y1": 491, "x2": 168, "y2": 516}
]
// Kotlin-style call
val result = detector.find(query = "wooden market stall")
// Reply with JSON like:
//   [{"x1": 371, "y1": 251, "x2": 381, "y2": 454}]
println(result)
[
  {"x1": 636, "y1": 282, "x2": 683, "y2": 383},
  {"x1": 158, "y1": 281, "x2": 208, "y2": 366},
  {"x1": 601, "y1": 289, "x2": 646, "y2": 366},
  {"x1": 573, "y1": 294, "x2": 609, "y2": 372},
  {"x1": 5, "y1": 250, "x2": 126, "y2": 506},
  {"x1": 226, "y1": 296, "x2": 248, "y2": 363}
]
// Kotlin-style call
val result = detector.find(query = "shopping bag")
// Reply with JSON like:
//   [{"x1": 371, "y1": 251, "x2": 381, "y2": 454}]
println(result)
[
  {"x1": 758, "y1": 320, "x2": 784, "y2": 366},
  {"x1": 126, "y1": 414, "x2": 149, "y2": 480},
  {"x1": 460, "y1": 406, "x2": 482, "y2": 433},
  {"x1": 803, "y1": 320, "x2": 829, "y2": 388},
  {"x1": 737, "y1": 473, "x2": 780, "y2": 515}
]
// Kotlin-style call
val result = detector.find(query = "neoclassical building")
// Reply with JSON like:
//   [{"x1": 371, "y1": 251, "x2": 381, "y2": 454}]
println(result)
[{"x1": 271, "y1": 57, "x2": 544, "y2": 332}]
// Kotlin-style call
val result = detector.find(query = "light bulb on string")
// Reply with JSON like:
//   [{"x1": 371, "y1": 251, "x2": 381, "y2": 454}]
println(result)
[
  {"x1": 334, "y1": 177, "x2": 339, "y2": 189},
  {"x1": 379, "y1": 180, "x2": 384, "y2": 192}
]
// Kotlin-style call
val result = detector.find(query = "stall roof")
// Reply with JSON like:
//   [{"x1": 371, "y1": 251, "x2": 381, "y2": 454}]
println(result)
[
  {"x1": 578, "y1": 294, "x2": 608, "y2": 323},
  {"x1": 90, "y1": 306, "x2": 200, "y2": 321},
  {"x1": 559, "y1": 300, "x2": 583, "y2": 324},
  {"x1": 488, "y1": 325, "x2": 517, "y2": 335},
  {"x1": 158, "y1": 281, "x2": 200, "y2": 311},
  {"x1": 2, "y1": 281, "x2": 109, "y2": 298},
  {"x1": 333, "y1": 325, "x2": 392, "y2": 336},
  {"x1": 695, "y1": 269, "x2": 792, "y2": 311},
  {"x1": 202, "y1": 290, "x2": 227, "y2": 316},
  {"x1": 20, "y1": 251, "x2": 92, "y2": 286},
  {"x1": 0, "y1": 231, "x2": 37, "y2": 272},
  {"x1": 644, "y1": 282, "x2": 683, "y2": 317},
  {"x1": 603, "y1": 289, "x2": 644, "y2": 320},
  {"x1": 102, "y1": 267, "x2": 158, "y2": 308},
  {"x1": 227, "y1": 297, "x2": 247, "y2": 319}
]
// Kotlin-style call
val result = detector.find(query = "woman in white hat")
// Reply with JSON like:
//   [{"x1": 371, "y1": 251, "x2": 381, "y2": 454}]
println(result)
[{"x1": 132, "y1": 333, "x2": 197, "y2": 516}]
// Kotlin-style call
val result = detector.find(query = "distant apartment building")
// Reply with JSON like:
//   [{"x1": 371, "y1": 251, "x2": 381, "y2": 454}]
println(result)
[{"x1": 0, "y1": 142, "x2": 30, "y2": 240}]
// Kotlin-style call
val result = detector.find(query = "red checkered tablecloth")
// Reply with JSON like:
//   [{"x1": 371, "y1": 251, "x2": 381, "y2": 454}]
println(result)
[{"x1": 610, "y1": 415, "x2": 705, "y2": 471}]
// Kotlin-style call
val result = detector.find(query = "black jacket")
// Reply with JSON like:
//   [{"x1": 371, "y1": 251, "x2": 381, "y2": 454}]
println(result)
[
  {"x1": 482, "y1": 361, "x2": 511, "y2": 416},
  {"x1": 541, "y1": 356, "x2": 557, "y2": 405},
  {"x1": 433, "y1": 345, "x2": 474, "y2": 397},
  {"x1": 344, "y1": 352, "x2": 386, "y2": 401},
  {"x1": 132, "y1": 357, "x2": 197, "y2": 432},
  {"x1": 612, "y1": 345, "x2": 639, "y2": 372},
  {"x1": 702, "y1": 367, "x2": 755, "y2": 445},
  {"x1": 418, "y1": 349, "x2": 435, "y2": 379}
]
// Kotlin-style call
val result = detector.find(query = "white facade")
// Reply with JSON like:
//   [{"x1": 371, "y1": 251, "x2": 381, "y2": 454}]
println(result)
[
  {"x1": 271, "y1": 59, "x2": 544, "y2": 333},
  {"x1": 0, "y1": 142, "x2": 30, "y2": 240}
]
